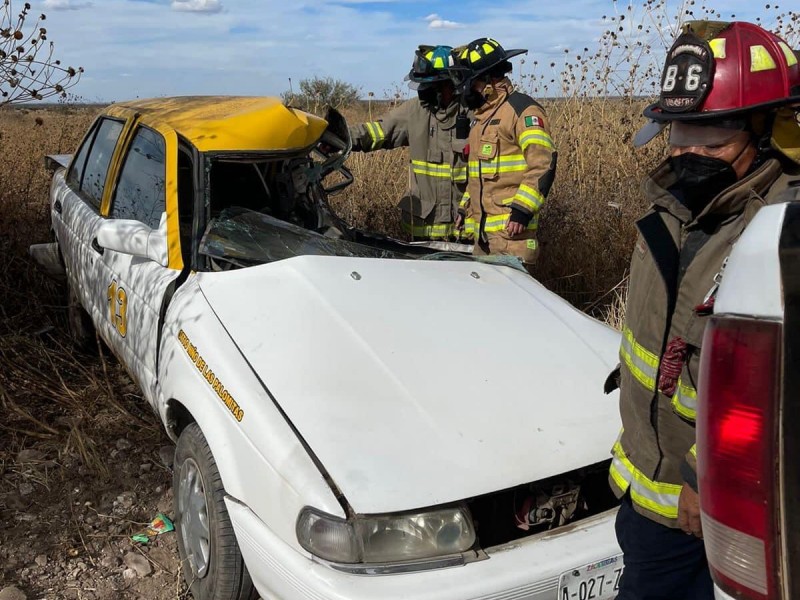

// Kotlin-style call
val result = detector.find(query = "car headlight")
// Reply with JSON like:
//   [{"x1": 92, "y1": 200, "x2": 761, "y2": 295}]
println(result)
[{"x1": 296, "y1": 506, "x2": 476, "y2": 566}]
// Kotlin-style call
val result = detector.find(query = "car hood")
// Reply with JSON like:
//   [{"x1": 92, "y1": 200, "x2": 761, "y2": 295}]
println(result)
[{"x1": 198, "y1": 256, "x2": 621, "y2": 514}]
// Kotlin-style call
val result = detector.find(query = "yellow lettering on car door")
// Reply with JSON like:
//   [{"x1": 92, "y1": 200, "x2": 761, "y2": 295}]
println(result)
[{"x1": 107, "y1": 280, "x2": 128, "y2": 337}]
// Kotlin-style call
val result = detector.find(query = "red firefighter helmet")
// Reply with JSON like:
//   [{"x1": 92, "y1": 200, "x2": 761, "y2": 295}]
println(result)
[{"x1": 645, "y1": 21, "x2": 800, "y2": 122}]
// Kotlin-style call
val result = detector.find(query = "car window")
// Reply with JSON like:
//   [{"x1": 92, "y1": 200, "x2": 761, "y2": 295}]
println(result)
[
  {"x1": 110, "y1": 127, "x2": 166, "y2": 229},
  {"x1": 66, "y1": 122, "x2": 97, "y2": 190},
  {"x1": 81, "y1": 118, "x2": 124, "y2": 210}
]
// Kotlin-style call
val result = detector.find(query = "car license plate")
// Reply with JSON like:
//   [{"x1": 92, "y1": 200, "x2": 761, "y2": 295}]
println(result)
[{"x1": 557, "y1": 554, "x2": 624, "y2": 600}]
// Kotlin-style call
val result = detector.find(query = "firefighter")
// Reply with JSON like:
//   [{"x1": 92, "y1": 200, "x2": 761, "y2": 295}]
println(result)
[
  {"x1": 453, "y1": 38, "x2": 557, "y2": 273},
  {"x1": 349, "y1": 45, "x2": 469, "y2": 241},
  {"x1": 607, "y1": 21, "x2": 800, "y2": 599}
]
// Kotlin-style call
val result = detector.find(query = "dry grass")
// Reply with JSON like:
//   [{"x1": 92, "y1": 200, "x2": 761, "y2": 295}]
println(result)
[
  {"x1": 0, "y1": 104, "x2": 139, "y2": 467},
  {"x1": 334, "y1": 98, "x2": 666, "y2": 308},
  {"x1": 0, "y1": 99, "x2": 659, "y2": 455}
]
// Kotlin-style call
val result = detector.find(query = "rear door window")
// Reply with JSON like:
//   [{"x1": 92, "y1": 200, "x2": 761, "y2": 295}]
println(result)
[
  {"x1": 110, "y1": 127, "x2": 166, "y2": 229},
  {"x1": 80, "y1": 118, "x2": 124, "y2": 210}
]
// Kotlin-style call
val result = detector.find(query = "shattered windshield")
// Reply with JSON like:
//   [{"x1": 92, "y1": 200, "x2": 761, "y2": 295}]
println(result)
[
  {"x1": 200, "y1": 208, "x2": 410, "y2": 268},
  {"x1": 199, "y1": 208, "x2": 528, "y2": 272}
]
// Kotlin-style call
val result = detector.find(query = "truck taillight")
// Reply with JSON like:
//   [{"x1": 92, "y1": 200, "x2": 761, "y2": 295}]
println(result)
[{"x1": 697, "y1": 317, "x2": 782, "y2": 599}]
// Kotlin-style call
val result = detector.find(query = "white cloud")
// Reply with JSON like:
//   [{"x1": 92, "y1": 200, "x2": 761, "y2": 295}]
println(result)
[
  {"x1": 171, "y1": 0, "x2": 223, "y2": 13},
  {"x1": 425, "y1": 13, "x2": 463, "y2": 30},
  {"x1": 35, "y1": 0, "x2": 778, "y2": 103},
  {"x1": 43, "y1": 0, "x2": 92, "y2": 10}
]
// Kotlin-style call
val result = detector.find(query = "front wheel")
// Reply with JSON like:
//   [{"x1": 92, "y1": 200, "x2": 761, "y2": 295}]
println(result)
[{"x1": 174, "y1": 423, "x2": 256, "y2": 600}]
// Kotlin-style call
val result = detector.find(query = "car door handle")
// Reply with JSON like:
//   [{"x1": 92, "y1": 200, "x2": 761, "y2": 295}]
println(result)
[
  {"x1": 54, "y1": 199, "x2": 62, "y2": 213},
  {"x1": 91, "y1": 238, "x2": 105, "y2": 255}
]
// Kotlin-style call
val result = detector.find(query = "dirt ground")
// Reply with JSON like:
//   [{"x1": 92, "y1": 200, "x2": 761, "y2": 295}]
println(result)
[
  {"x1": 0, "y1": 263, "x2": 190, "y2": 599},
  {"x1": 0, "y1": 371, "x2": 189, "y2": 600}
]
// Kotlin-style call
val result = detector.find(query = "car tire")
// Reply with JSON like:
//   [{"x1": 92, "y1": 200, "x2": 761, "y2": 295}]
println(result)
[
  {"x1": 66, "y1": 277, "x2": 96, "y2": 352},
  {"x1": 174, "y1": 422, "x2": 256, "y2": 600}
]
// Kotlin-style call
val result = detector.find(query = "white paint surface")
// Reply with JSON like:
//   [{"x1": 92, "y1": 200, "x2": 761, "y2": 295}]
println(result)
[
  {"x1": 200, "y1": 256, "x2": 622, "y2": 514},
  {"x1": 715, "y1": 203, "x2": 787, "y2": 320}
]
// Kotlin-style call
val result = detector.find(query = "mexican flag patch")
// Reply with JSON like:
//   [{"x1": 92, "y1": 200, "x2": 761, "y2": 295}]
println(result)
[{"x1": 524, "y1": 115, "x2": 542, "y2": 128}]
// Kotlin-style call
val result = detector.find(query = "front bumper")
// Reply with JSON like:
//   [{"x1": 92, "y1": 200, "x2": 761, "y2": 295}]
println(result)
[{"x1": 226, "y1": 499, "x2": 621, "y2": 600}]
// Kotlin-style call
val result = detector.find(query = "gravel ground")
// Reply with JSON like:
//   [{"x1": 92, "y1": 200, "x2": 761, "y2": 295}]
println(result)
[{"x1": 0, "y1": 377, "x2": 191, "y2": 600}]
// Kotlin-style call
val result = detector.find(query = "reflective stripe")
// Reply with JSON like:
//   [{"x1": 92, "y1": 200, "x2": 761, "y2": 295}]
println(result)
[
  {"x1": 610, "y1": 441, "x2": 682, "y2": 519},
  {"x1": 672, "y1": 379, "x2": 698, "y2": 420},
  {"x1": 464, "y1": 217, "x2": 478, "y2": 236},
  {"x1": 519, "y1": 129, "x2": 555, "y2": 152},
  {"x1": 402, "y1": 221, "x2": 456, "y2": 239},
  {"x1": 512, "y1": 184, "x2": 545, "y2": 212},
  {"x1": 413, "y1": 160, "x2": 468, "y2": 182},
  {"x1": 459, "y1": 192, "x2": 470, "y2": 209},
  {"x1": 750, "y1": 45, "x2": 778, "y2": 73},
  {"x1": 412, "y1": 160, "x2": 451, "y2": 178},
  {"x1": 690, "y1": 444, "x2": 697, "y2": 458},
  {"x1": 469, "y1": 154, "x2": 529, "y2": 177},
  {"x1": 779, "y1": 41, "x2": 798, "y2": 67},
  {"x1": 483, "y1": 212, "x2": 538, "y2": 233},
  {"x1": 365, "y1": 122, "x2": 385, "y2": 149},
  {"x1": 619, "y1": 327, "x2": 660, "y2": 392},
  {"x1": 484, "y1": 214, "x2": 510, "y2": 233}
]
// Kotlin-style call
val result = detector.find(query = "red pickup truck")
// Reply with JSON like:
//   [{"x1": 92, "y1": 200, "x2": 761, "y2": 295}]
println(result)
[{"x1": 697, "y1": 200, "x2": 799, "y2": 600}]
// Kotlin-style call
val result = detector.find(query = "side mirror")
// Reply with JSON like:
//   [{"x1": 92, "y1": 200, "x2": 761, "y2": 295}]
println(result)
[{"x1": 96, "y1": 215, "x2": 169, "y2": 267}]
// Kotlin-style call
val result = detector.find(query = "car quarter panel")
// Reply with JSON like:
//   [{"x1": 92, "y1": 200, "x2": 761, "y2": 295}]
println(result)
[
  {"x1": 227, "y1": 499, "x2": 621, "y2": 600},
  {"x1": 157, "y1": 277, "x2": 346, "y2": 550},
  {"x1": 714, "y1": 203, "x2": 787, "y2": 320}
]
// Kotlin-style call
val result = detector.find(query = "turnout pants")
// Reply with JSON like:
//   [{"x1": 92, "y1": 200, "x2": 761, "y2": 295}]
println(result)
[{"x1": 615, "y1": 495, "x2": 714, "y2": 600}]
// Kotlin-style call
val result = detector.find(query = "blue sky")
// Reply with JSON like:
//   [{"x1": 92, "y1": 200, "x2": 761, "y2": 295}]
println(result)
[{"x1": 34, "y1": 0, "x2": 780, "y2": 102}]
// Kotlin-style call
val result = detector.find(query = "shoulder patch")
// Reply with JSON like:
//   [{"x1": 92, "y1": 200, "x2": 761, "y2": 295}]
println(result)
[
  {"x1": 507, "y1": 91, "x2": 544, "y2": 117},
  {"x1": 524, "y1": 115, "x2": 543, "y2": 128}
]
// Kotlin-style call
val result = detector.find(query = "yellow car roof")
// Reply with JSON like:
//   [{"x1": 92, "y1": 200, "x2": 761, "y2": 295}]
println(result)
[{"x1": 104, "y1": 96, "x2": 328, "y2": 153}]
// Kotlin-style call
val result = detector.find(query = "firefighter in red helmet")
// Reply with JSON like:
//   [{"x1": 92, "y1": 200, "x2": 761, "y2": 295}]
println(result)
[{"x1": 607, "y1": 21, "x2": 800, "y2": 599}]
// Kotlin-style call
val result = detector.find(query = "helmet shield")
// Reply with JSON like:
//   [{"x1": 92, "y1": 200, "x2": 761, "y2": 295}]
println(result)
[
  {"x1": 643, "y1": 21, "x2": 800, "y2": 124},
  {"x1": 406, "y1": 45, "x2": 454, "y2": 89},
  {"x1": 668, "y1": 120, "x2": 747, "y2": 146},
  {"x1": 657, "y1": 32, "x2": 715, "y2": 114}
]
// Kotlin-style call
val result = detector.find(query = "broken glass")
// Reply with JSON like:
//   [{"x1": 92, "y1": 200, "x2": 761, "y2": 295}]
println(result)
[
  {"x1": 200, "y1": 208, "x2": 410, "y2": 267},
  {"x1": 200, "y1": 208, "x2": 526, "y2": 273}
]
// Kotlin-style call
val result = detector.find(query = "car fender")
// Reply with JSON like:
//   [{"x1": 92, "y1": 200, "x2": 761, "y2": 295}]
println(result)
[{"x1": 156, "y1": 277, "x2": 345, "y2": 551}]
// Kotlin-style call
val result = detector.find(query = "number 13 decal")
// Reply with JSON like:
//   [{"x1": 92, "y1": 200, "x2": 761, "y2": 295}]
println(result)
[{"x1": 107, "y1": 280, "x2": 128, "y2": 337}]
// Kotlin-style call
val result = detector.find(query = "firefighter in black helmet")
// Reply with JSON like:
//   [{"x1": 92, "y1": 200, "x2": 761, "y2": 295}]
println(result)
[
  {"x1": 349, "y1": 46, "x2": 469, "y2": 241},
  {"x1": 453, "y1": 38, "x2": 557, "y2": 273}
]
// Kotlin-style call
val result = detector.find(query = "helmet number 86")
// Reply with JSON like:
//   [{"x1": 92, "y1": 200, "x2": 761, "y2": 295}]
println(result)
[{"x1": 662, "y1": 64, "x2": 703, "y2": 92}]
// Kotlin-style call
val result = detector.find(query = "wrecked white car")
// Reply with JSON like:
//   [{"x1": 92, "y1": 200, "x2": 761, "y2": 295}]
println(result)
[{"x1": 32, "y1": 96, "x2": 624, "y2": 600}]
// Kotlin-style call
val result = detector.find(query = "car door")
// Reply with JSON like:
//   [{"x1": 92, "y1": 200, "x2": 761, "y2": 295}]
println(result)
[
  {"x1": 54, "y1": 116, "x2": 130, "y2": 340},
  {"x1": 101, "y1": 124, "x2": 185, "y2": 405}
]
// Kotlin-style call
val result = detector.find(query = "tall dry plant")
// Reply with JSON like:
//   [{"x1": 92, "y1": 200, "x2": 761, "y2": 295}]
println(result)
[
  {"x1": 0, "y1": 1, "x2": 84, "y2": 104},
  {"x1": 514, "y1": 1, "x2": 799, "y2": 311}
]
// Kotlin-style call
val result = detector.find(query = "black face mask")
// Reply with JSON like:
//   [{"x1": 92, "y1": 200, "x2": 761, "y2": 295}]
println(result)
[
  {"x1": 462, "y1": 88, "x2": 486, "y2": 110},
  {"x1": 461, "y1": 79, "x2": 488, "y2": 110},
  {"x1": 668, "y1": 152, "x2": 740, "y2": 214},
  {"x1": 417, "y1": 87, "x2": 439, "y2": 108}
]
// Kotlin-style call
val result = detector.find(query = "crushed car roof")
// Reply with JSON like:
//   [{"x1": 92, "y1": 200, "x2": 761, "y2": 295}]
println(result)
[{"x1": 105, "y1": 96, "x2": 328, "y2": 153}]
